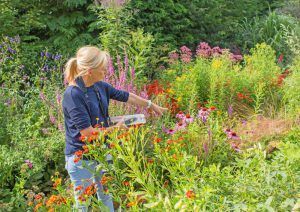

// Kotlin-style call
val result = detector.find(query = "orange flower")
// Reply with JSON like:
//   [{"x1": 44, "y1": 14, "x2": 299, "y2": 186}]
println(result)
[
  {"x1": 126, "y1": 201, "x2": 137, "y2": 208},
  {"x1": 75, "y1": 150, "x2": 83, "y2": 157},
  {"x1": 109, "y1": 143, "x2": 116, "y2": 148},
  {"x1": 91, "y1": 131, "x2": 99, "y2": 136},
  {"x1": 153, "y1": 137, "x2": 162, "y2": 144},
  {"x1": 79, "y1": 135, "x2": 87, "y2": 142},
  {"x1": 82, "y1": 145, "x2": 89, "y2": 154},
  {"x1": 75, "y1": 185, "x2": 83, "y2": 191},
  {"x1": 53, "y1": 178, "x2": 62, "y2": 188},
  {"x1": 172, "y1": 154, "x2": 177, "y2": 160},
  {"x1": 46, "y1": 195, "x2": 66, "y2": 207},
  {"x1": 100, "y1": 176, "x2": 113, "y2": 185},
  {"x1": 34, "y1": 203, "x2": 43, "y2": 211},
  {"x1": 123, "y1": 181, "x2": 130, "y2": 186},
  {"x1": 186, "y1": 190, "x2": 195, "y2": 199},
  {"x1": 84, "y1": 183, "x2": 97, "y2": 196},
  {"x1": 167, "y1": 139, "x2": 173, "y2": 145},
  {"x1": 28, "y1": 201, "x2": 33, "y2": 206}
]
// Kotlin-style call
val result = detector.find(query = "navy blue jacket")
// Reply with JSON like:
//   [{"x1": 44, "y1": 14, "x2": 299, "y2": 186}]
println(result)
[{"x1": 62, "y1": 81, "x2": 129, "y2": 155}]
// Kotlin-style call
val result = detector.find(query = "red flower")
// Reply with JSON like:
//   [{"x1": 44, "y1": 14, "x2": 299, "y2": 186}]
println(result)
[
  {"x1": 74, "y1": 157, "x2": 80, "y2": 163},
  {"x1": 35, "y1": 194, "x2": 42, "y2": 200},
  {"x1": 153, "y1": 137, "x2": 162, "y2": 144},
  {"x1": 147, "y1": 158, "x2": 154, "y2": 164},
  {"x1": 186, "y1": 190, "x2": 195, "y2": 199}
]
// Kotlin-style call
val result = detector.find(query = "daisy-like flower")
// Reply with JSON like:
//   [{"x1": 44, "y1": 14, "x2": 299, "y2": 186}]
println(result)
[
  {"x1": 184, "y1": 114, "x2": 194, "y2": 123},
  {"x1": 162, "y1": 126, "x2": 177, "y2": 135},
  {"x1": 198, "y1": 108, "x2": 210, "y2": 123},
  {"x1": 176, "y1": 111, "x2": 185, "y2": 119},
  {"x1": 175, "y1": 121, "x2": 186, "y2": 131}
]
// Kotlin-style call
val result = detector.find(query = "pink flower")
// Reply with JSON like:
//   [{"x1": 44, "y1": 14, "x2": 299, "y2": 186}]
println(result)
[
  {"x1": 224, "y1": 128, "x2": 240, "y2": 140},
  {"x1": 198, "y1": 108, "x2": 210, "y2": 123},
  {"x1": 278, "y1": 54, "x2": 284, "y2": 63},
  {"x1": 24, "y1": 160, "x2": 33, "y2": 169},
  {"x1": 180, "y1": 46, "x2": 192, "y2": 63},
  {"x1": 175, "y1": 121, "x2": 186, "y2": 131},
  {"x1": 184, "y1": 114, "x2": 194, "y2": 124},
  {"x1": 162, "y1": 126, "x2": 176, "y2": 135},
  {"x1": 230, "y1": 54, "x2": 243, "y2": 62},
  {"x1": 169, "y1": 52, "x2": 179, "y2": 64},
  {"x1": 176, "y1": 111, "x2": 185, "y2": 119},
  {"x1": 196, "y1": 42, "x2": 211, "y2": 58}
]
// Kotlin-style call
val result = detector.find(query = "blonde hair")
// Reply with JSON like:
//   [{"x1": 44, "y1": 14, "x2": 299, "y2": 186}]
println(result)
[{"x1": 64, "y1": 46, "x2": 109, "y2": 83}]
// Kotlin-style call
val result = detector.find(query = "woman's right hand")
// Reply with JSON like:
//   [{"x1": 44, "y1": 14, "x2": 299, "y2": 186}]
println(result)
[{"x1": 115, "y1": 119, "x2": 128, "y2": 130}]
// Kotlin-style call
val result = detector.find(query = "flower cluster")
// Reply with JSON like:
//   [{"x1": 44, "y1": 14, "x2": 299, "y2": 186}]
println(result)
[{"x1": 196, "y1": 42, "x2": 243, "y2": 62}]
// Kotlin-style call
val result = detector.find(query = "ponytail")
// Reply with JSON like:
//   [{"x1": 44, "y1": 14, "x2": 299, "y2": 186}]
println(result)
[{"x1": 64, "y1": 57, "x2": 78, "y2": 83}]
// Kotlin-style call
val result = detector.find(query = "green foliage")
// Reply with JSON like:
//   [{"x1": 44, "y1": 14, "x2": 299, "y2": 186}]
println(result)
[
  {"x1": 165, "y1": 43, "x2": 283, "y2": 115},
  {"x1": 237, "y1": 11, "x2": 300, "y2": 62},
  {"x1": 283, "y1": 56, "x2": 300, "y2": 116},
  {"x1": 0, "y1": 0, "x2": 99, "y2": 55},
  {"x1": 127, "y1": 0, "x2": 281, "y2": 49}
]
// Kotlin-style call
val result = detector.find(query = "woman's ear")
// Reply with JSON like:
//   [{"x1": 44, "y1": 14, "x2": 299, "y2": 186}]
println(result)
[{"x1": 88, "y1": 70, "x2": 92, "y2": 76}]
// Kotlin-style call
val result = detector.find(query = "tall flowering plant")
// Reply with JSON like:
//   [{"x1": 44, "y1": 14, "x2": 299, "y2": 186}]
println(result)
[{"x1": 105, "y1": 54, "x2": 149, "y2": 116}]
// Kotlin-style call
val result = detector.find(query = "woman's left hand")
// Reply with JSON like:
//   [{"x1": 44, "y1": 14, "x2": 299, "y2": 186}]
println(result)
[{"x1": 150, "y1": 104, "x2": 168, "y2": 116}]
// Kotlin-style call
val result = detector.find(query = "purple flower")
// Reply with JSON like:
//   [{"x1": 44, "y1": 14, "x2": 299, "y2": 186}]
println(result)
[
  {"x1": 56, "y1": 92, "x2": 61, "y2": 104},
  {"x1": 24, "y1": 160, "x2": 33, "y2": 169},
  {"x1": 4, "y1": 99, "x2": 11, "y2": 106},
  {"x1": 228, "y1": 105, "x2": 233, "y2": 117},
  {"x1": 7, "y1": 47, "x2": 16, "y2": 54},
  {"x1": 42, "y1": 64, "x2": 49, "y2": 71},
  {"x1": 45, "y1": 52, "x2": 52, "y2": 58},
  {"x1": 53, "y1": 54, "x2": 62, "y2": 61},
  {"x1": 203, "y1": 142, "x2": 209, "y2": 155},
  {"x1": 40, "y1": 51, "x2": 45, "y2": 57}
]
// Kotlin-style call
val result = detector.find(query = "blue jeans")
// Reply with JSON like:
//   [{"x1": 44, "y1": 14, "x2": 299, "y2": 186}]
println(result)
[{"x1": 65, "y1": 154, "x2": 114, "y2": 212}]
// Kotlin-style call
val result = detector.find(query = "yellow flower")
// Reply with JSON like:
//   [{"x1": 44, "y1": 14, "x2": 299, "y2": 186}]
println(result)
[
  {"x1": 211, "y1": 59, "x2": 222, "y2": 70},
  {"x1": 177, "y1": 96, "x2": 182, "y2": 103}
]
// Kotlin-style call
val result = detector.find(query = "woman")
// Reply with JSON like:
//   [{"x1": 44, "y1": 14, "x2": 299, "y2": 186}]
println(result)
[{"x1": 62, "y1": 46, "x2": 167, "y2": 211}]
